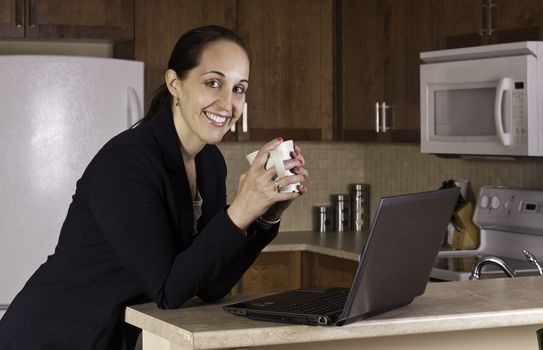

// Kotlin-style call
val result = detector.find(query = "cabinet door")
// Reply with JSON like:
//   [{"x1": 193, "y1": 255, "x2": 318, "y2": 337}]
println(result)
[
  {"x1": 338, "y1": 0, "x2": 386, "y2": 142},
  {"x1": 25, "y1": 0, "x2": 133, "y2": 40},
  {"x1": 0, "y1": 0, "x2": 24, "y2": 36},
  {"x1": 491, "y1": 0, "x2": 543, "y2": 43},
  {"x1": 437, "y1": 0, "x2": 487, "y2": 49},
  {"x1": 301, "y1": 252, "x2": 357, "y2": 288},
  {"x1": 387, "y1": 0, "x2": 437, "y2": 142},
  {"x1": 135, "y1": 0, "x2": 237, "y2": 116},
  {"x1": 231, "y1": 251, "x2": 302, "y2": 296},
  {"x1": 236, "y1": 0, "x2": 334, "y2": 141}
]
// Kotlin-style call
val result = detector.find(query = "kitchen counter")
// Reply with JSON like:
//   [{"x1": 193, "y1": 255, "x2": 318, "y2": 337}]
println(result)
[
  {"x1": 126, "y1": 276, "x2": 543, "y2": 350},
  {"x1": 260, "y1": 230, "x2": 367, "y2": 262}
]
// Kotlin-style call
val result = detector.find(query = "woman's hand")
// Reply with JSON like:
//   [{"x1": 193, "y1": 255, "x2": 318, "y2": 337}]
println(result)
[{"x1": 227, "y1": 138, "x2": 308, "y2": 230}]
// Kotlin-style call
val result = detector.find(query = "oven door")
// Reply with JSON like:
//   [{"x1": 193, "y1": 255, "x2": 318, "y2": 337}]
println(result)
[{"x1": 420, "y1": 55, "x2": 535, "y2": 156}]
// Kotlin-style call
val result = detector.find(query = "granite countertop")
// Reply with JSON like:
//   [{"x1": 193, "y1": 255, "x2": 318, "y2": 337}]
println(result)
[
  {"x1": 125, "y1": 277, "x2": 543, "y2": 349},
  {"x1": 262, "y1": 230, "x2": 369, "y2": 261}
]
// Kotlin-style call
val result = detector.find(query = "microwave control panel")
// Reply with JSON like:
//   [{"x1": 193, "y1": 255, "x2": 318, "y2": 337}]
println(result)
[
  {"x1": 474, "y1": 186, "x2": 543, "y2": 235},
  {"x1": 511, "y1": 84, "x2": 526, "y2": 145}
]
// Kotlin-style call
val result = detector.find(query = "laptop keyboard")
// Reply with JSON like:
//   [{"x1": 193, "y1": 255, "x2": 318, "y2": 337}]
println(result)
[{"x1": 280, "y1": 289, "x2": 349, "y2": 315}]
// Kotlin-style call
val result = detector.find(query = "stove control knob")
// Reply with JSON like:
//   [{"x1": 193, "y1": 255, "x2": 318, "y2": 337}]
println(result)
[
  {"x1": 480, "y1": 195, "x2": 489, "y2": 208},
  {"x1": 490, "y1": 195, "x2": 502, "y2": 209}
]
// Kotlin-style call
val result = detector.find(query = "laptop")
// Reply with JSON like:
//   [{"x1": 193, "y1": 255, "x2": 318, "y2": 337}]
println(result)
[{"x1": 224, "y1": 187, "x2": 460, "y2": 326}]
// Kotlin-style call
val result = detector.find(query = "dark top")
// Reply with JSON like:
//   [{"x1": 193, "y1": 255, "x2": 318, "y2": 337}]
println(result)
[{"x1": 0, "y1": 105, "x2": 278, "y2": 349}]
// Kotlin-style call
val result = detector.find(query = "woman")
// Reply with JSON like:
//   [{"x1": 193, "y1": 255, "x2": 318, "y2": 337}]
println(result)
[{"x1": 0, "y1": 25, "x2": 308, "y2": 349}]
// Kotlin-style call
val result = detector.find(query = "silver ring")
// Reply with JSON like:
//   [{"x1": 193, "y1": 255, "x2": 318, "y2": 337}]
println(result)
[{"x1": 274, "y1": 180, "x2": 281, "y2": 193}]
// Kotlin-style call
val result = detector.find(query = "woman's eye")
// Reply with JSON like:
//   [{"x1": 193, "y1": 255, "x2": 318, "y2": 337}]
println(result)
[
  {"x1": 206, "y1": 80, "x2": 221, "y2": 88},
  {"x1": 233, "y1": 85, "x2": 246, "y2": 94}
]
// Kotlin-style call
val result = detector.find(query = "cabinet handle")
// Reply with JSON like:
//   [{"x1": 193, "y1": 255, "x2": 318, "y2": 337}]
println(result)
[
  {"x1": 487, "y1": 0, "x2": 495, "y2": 36},
  {"x1": 29, "y1": 0, "x2": 36, "y2": 27},
  {"x1": 242, "y1": 102, "x2": 248, "y2": 133},
  {"x1": 15, "y1": 0, "x2": 23, "y2": 27},
  {"x1": 0, "y1": 304, "x2": 9, "y2": 311},
  {"x1": 230, "y1": 102, "x2": 248, "y2": 133},
  {"x1": 380, "y1": 102, "x2": 391, "y2": 132},
  {"x1": 479, "y1": 0, "x2": 487, "y2": 35},
  {"x1": 375, "y1": 102, "x2": 380, "y2": 133}
]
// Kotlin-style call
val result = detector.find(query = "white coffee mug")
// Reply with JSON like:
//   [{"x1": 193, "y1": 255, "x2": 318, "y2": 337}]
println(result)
[{"x1": 246, "y1": 140, "x2": 300, "y2": 193}]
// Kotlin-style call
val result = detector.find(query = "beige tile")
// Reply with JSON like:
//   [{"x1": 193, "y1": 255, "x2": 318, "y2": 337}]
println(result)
[{"x1": 219, "y1": 142, "x2": 543, "y2": 232}]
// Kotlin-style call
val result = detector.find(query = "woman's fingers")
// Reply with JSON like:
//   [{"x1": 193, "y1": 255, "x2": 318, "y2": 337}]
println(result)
[
  {"x1": 274, "y1": 174, "x2": 306, "y2": 193},
  {"x1": 251, "y1": 137, "x2": 284, "y2": 170}
]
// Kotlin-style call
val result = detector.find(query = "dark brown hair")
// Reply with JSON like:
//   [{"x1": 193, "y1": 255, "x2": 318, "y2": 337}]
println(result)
[{"x1": 137, "y1": 25, "x2": 249, "y2": 125}]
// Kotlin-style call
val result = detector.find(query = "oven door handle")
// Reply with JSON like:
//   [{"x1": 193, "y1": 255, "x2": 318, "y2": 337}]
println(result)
[{"x1": 495, "y1": 77, "x2": 512, "y2": 146}]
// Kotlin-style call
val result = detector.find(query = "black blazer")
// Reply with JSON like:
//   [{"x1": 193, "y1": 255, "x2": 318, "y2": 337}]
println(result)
[{"x1": 0, "y1": 105, "x2": 278, "y2": 349}]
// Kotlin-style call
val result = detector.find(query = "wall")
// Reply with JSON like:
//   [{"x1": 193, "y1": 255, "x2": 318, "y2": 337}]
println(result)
[
  {"x1": 0, "y1": 39, "x2": 113, "y2": 57},
  {"x1": 218, "y1": 141, "x2": 543, "y2": 232}
]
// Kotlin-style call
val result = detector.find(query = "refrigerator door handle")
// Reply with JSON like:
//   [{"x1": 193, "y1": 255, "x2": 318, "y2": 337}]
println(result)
[{"x1": 127, "y1": 87, "x2": 143, "y2": 128}]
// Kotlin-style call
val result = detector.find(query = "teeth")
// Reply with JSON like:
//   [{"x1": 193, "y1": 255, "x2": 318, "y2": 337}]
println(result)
[{"x1": 205, "y1": 112, "x2": 228, "y2": 124}]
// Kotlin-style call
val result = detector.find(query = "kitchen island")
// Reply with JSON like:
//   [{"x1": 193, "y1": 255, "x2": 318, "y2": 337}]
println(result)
[
  {"x1": 126, "y1": 276, "x2": 543, "y2": 350},
  {"x1": 125, "y1": 232, "x2": 543, "y2": 350}
]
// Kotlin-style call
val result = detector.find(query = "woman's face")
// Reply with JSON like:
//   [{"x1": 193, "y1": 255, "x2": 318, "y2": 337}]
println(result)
[{"x1": 175, "y1": 40, "x2": 250, "y2": 145}]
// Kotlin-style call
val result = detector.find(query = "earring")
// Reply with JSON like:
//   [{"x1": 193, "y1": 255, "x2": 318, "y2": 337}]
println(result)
[{"x1": 175, "y1": 97, "x2": 180, "y2": 107}]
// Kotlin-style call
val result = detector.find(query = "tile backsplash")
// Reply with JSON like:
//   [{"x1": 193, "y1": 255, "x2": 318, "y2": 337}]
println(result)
[{"x1": 218, "y1": 142, "x2": 543, "y2": 232}]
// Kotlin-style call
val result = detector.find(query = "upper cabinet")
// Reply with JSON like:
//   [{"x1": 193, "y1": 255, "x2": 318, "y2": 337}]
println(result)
[
  {"x1": 438, "y1": 0, "x2": 543, "y2": 49},
  {"x1": 135, "y1": 0, "x2": 333, "y2": 142},
  {"x1": 234, "y1": 0, "x2": 334, "y2": 141},
  {"x1": 134, "y1": 0, "x2": 237, "y2": 116},
  {"x1": 337, "y1": 0, "x2": 437, "y2": 143},
  {"x1": 0, "y1": 0, "x2": 23, "y2": 36},
  {"x1": 18, "y1": 0, "x2": 540, "y2": 142},
  {"x1": 0, "y1": 0, "x2": 134, "y2": 40}
]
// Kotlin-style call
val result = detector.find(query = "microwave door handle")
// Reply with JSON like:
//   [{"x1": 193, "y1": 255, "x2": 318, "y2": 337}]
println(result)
[{"x1": 494, "y1": 77, "x2": 512, "y2": 146}]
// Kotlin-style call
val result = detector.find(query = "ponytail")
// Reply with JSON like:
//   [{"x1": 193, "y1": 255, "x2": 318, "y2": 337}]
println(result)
[{"x1": 132, "y1": 84, "x2": 171, "y2": 127}]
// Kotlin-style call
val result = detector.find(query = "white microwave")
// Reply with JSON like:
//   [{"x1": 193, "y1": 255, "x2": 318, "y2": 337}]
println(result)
[{"x1": 420, "y1": 41, "x2": 543, "y2": 157}]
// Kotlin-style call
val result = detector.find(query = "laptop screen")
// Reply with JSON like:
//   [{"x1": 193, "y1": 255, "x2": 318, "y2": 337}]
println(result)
[{"x1": 339, "y1": 187, "x2": 459, "y2": 324}]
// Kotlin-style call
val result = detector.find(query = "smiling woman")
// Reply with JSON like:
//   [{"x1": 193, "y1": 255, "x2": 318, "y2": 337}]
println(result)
[
  {"x1": 0, "y1": 25, "x2": 308, "y2": 350},
  {"x1": 167, "y1": 40, "x2": 249, "y2": 148}
]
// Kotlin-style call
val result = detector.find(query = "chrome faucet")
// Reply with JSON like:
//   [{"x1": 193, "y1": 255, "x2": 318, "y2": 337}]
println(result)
[
  {"x1": 522, "y1": 249, "x2": 543, "y2": 276},
  {"x1": 469, "y1": 256, "x2": 518, "y2": 280}
]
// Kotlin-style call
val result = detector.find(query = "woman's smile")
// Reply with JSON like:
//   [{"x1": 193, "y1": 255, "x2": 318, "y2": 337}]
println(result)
[{"x1": 203, "y1": 110, "x2": 231, "y2": 127}]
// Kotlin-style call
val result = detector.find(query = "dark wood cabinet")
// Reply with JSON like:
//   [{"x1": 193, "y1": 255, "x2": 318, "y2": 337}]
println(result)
[
  {"x1": 301, "y1": 252, "x2": 358, "y2": 288},
  {"x1": 231, "y1": 251, "x2": 357, "y2": 296},
  {"x1": 436, "y1": 0, "x2": 486, "y2": 49},
  {"x1": 337, "y1": 0, "x2": 436, "y2": 143},
  {"x1": 337, "y1": 0, "x2": 385, "y2": 142},
  {"x1": 387, "y1": 0, "x2": 438, "y2": 142},
  {"x1": 231, "y1": 251, "x2": 303, "y2": 296},
  {"x1": 134, "y1": 0, "x2": 236, "y2": 115},
  {"x1": 234, "y1": 0, "x2": 334, "y2": 142},
  {"x1": 135, "y1": 0, "x2": 334, "y2": 142},
  {"x1": 438, "y1": 0, "x2": 543, "y2": 49},
  {"x1": 0, "y1": 0, "x2": 133, "y2": 40},
  {"x1": 0, "y1": 0, "x2": 23, "y2": 37}
]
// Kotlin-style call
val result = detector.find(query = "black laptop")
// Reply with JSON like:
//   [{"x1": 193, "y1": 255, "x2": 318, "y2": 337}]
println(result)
[{"x1": 224, "y1": 187, "x2": 459, "y2": 326}]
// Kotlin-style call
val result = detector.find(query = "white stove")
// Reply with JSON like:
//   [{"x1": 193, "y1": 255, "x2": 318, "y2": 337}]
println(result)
[{"x1": 431, "y1": 186, "x2": 543, "y2": 281}]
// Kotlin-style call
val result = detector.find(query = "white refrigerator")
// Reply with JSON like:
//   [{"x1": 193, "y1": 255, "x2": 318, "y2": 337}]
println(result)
[{"x1": 0, "y1": 55, "x2": 144, "y2": 319}]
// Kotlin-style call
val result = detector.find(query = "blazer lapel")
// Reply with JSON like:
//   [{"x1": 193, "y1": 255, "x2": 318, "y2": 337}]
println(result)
[
  {"x1": 150, "y1": 106, "x2": 194, "y2": 249},
  {"x1": 195, "y1": 145, "x2": 226, "y2": 233}
]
